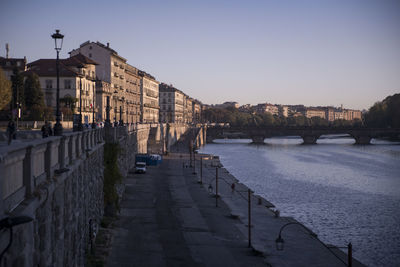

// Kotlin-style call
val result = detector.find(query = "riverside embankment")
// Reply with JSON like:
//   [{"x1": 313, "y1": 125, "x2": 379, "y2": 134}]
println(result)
[{"x1": 105, "y1": 140, "x2": 364, "y2": 266}]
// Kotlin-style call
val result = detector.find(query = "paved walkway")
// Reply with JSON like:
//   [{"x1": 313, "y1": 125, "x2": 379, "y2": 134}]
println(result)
[
  {"x1": 107, "y1": 153, "x2": 268, "y2": 267},
  {"x1": 107, "y1": 134, "x2": 365, "y2": 267}
]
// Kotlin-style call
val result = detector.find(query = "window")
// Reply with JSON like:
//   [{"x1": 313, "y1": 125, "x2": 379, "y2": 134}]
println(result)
[
  {"x1": 46, "y1": 80, "x2": 53, "y2": 89},
  {"x1": 89, "y1": 46, "x2": 92, "y2": 50},
  {"x1": 64, "y1": 79, "x2": 72, "y2": 89},
  {"x1": 89, "y1": 53, "x2": 92, "y2": 58}
]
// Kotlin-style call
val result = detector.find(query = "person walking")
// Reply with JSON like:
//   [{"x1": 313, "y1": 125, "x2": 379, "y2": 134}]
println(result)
[
  {"x1": 6, "y1": 120, "x2": 16, "y2": 145},
  {"x1": 41, "y1": 121, "x2": 49, "y2": 138}
]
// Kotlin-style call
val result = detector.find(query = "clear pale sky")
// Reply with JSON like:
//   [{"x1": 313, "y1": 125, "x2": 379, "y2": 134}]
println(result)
[{"x1": 1, "y1": 0, "x2": 399, "y2": 110}]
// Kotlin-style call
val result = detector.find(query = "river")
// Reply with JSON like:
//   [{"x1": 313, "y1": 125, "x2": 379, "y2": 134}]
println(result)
[{"x1": 199, "y1": 136, "x2": 400, "y2": 267}]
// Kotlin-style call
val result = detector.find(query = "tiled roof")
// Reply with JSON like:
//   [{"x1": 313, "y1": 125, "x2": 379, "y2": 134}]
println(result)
[
  {"x1": 26, "y1": 59, "x2": 79, "y2": 77},
  {"x1": 26, "y1": 54, "x2": 97, "y2": 77}
]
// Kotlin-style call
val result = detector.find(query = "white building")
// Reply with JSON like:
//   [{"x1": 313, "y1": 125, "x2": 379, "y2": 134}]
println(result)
[
  {"x1": 139, "y1": 70, "x2": 159, "y2": 123},
  {"x1": 70, "y1": 41, "x2": 141, "y2": 123},
  {"x1": 26, "y1": 54, "x2": 98, "y2": 123}
]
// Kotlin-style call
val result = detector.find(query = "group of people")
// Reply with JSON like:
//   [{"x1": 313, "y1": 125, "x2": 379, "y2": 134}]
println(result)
[{"x1": 41, "y1": 121, "x2": 53, "y2": 138}]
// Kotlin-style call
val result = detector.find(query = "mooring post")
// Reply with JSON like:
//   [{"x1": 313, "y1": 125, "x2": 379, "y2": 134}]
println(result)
[
  {"x1": 248, "y1": 188, "x2": 252, "y2": 248},
  {"x1": 348, "y1": 243, "x2": 352, "y2": 267},
  {"x1": 216, "y1": 167, "x2": 218, "y2": 207},
  {"x1": 200, "y1": 156, "x2": 203, "y2": 184},
  {"x1": 193, "y1": 150, "x2": 196, "y2": 174}
]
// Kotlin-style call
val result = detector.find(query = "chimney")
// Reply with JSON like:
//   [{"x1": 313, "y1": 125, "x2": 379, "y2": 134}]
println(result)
[{"x1": 107, "y1": 42, "x2": 109, "y2": 48}]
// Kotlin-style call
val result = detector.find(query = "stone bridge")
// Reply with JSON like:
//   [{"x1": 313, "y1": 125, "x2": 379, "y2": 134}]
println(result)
[{"x1": 206, "y1": 126, "x2": 400, "y2": 144}]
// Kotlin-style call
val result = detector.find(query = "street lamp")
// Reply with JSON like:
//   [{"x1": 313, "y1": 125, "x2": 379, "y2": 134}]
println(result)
[
  {"x1": 51, "y1": 29, "x2": 64, "y2": 136},
  {"x1": 0, "y1": 216, "x2": 33, "y2": 263},
  {"x1": 92, "y1": 82, "x2": 96, "y2": 129},
  {"x1": 275, "y1": 222, "x2": 317, "y2": 251},
  {"x1": 77, "y1": 64, "x2": 84, "y2": 131},
  {"x1": 274, "y1": 222, "x2": 352, "y2": 266}
]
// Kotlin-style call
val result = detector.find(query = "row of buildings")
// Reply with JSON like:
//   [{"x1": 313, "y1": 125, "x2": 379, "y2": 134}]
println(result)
[
  {"x1": 0, "y1": 41, "x2": 203, "y2": 124},
  {"x1": 218, "y1": 101, "x2": 362, "y2": 121}
]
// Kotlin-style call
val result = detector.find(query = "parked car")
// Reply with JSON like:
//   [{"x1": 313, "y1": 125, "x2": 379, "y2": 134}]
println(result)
[{"x1": 135, "y1": 162, "x2": 146, "y2": 174}]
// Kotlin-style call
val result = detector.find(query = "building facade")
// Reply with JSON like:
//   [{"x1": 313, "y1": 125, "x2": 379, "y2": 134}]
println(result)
[
  {"x1": 139, "y1": 70, "x2": 159, "y2": 123},
  {"x1": 26, "y1": 54, "x2": 97, "y2": 123},
  {"x1": 184, "y1": 96, "x2": 193, "y2": 124},
  {"x1": 305, "y1": 108, "x2": 326, "y2": 119},
  {"x1": 192, "y1": 99, "x2": 202, "y2": 123},
  {"x1": 256, "y1": 103, "x2": 279, "y2": 116},
  {"x1": 70, "y1": 41, "x2": 141, "y2": 124},
  {"x1": 159, "y1": 83, "x2": 185, "y2": 123}
]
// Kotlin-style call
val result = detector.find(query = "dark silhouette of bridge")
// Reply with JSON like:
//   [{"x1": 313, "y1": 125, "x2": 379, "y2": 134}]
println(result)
[{"x1": 206, "y1": 126, "x2": 400, "y2": 144}]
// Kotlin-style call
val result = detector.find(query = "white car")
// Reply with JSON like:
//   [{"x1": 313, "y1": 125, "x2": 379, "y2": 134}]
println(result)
[{"x1": 135, "y1": 162, "x2": 146, "y2": 174}]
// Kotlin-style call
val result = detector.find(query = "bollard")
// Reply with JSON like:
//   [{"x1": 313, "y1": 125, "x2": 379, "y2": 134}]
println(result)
[
  {"x1": 348, "y1": 243, "x2": 352, "y2": 267},
  {"x1": 216, "y1": 167, "x2": 218, "y2": 207},
  {"x1": 200, "y1": 157, "x2": 203, "y2": 184},
  {"x1": 193, "y1": 151, "x2": 197, "y2": 174}
]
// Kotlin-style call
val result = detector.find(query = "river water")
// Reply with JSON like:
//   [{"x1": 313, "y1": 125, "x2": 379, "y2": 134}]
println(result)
[{"x1": 199, "y1": 136, "x2": 400, "y2": 267}]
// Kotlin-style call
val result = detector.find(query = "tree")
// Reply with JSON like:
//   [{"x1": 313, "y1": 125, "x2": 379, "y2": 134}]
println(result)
[
  {"x1": 364, "y1": 93, "x2": 400, "y2": 128},
  {"x1": 310, "y1": 116, "x2": 329, "y2": 127},
  {"x1": 24, "y1": 73, "x2": 45, "y2": 120},
  {"x1": 0, "y1": 68, "x2": 12, "y2": 110}
]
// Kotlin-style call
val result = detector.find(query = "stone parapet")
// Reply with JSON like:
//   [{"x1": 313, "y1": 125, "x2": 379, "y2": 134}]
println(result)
[{"x1": 0, "y1": 128, "x2": 105, "y2": 267}]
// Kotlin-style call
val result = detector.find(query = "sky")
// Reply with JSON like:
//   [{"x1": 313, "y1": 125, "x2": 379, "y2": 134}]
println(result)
[{"x1": 1, "y1": 0, "x2": 399, "y2": 110}]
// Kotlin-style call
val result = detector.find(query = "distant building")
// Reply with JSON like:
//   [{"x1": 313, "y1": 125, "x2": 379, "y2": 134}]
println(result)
[
  {"x1": 192, "y1": 99, "x2": 202, "y2": 123},
  {"x1": 305, "y1": 108, "x2": 326, "y2": 119},
  {"x1": 214, "y1": 101, "x2": 239, "y2": 109},
  {"x1": 26, "y1": 54, "x2": 98, "y2": 123},
  {"x1": 255, "y1": 103, "x2": 279, "y2": 116},
  {"x1": 278, "y1": 105, "x2": 289, "y2": 117},
  {"x1": 184, "y1": 97, "x2": 193, "y2": 124},
  {"x1": 0, "y1": 56, "x2": 27, "y2": 80},
  {"x1": 325, "y1": 107, "x2": 335, "y2": 122},
  {"x1": 139, "y1": 70, "x2": 159, "y2": 123},
  {"x1": 159, "y1": 83, "x2": 184, "y2": 123}
]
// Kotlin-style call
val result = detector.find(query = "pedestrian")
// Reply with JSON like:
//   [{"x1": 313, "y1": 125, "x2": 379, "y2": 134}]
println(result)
[
  {"x1": 41, "y1": 121, "x2": 49, "y2": 138},
  {"x1": 47, "y1": 122, "x2": 53, "y2": 136},
  {"x1": 7, "y1": 120, "x2": 16, "y2": 145}
]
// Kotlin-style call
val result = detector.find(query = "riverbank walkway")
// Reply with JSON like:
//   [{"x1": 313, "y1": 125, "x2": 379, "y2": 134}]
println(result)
[{"x1": 107, "y1": 150, "x2": 365, "y2": 266}]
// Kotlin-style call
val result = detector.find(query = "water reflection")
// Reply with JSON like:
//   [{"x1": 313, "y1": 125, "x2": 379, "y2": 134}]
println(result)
[{"x1": 201, "y1": 137, "x2": 400, "y2": 267}]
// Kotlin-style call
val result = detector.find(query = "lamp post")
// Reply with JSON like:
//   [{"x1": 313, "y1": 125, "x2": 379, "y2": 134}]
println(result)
[
  {"x1": 77, "y1": 65, "x2": 83, "y2": 131},
  {"x1": 0, "y1": 216, "x2": 33, "y2": 263},
  {"x1": 51, "y1": 29, "x2": 64, "y2": 136},
  {"x1": 92, "y1": 83, "x2": 96, "y2": 129}
]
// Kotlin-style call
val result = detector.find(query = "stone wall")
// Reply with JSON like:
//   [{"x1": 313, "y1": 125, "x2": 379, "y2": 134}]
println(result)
[
  {"x1": 0, "y1": 123, "x2": 199, "y2": 266},
  {"x1": 0, "y1": 129, "x2": 104, "y2": 267}
]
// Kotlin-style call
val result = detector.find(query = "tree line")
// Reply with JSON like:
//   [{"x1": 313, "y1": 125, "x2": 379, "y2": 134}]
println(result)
[
  {"x1": 363, "y1": 93, "x2": 400, "y2": 128},
  {"x1": 202, "y1": 106, "x2": 363, "y2": 128}
]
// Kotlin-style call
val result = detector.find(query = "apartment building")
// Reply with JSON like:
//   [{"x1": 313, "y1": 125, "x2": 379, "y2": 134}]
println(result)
[
  {"x1": 159, "y1": 83, "x2": 185, "y2": 123},
  {"x1": 124, "y1": 64, "x2": 141, "y2": 123},
  {"x1": 26, "y1": 54, "x2": 97, "y2": 123},
  {"x1": 192, "y1": 99, "x2": 202, "y2": 123},
  {"x1": 184, "y1": 96, "x2": 193, "y2": 124},
  {"x1": 139, "y1": 70, "x2": 159, "y2": 123},
  {"x1": 70, "y1": 41, "x2": 141, "y2": 123},
  {"x1": 305, "y1": 108, "x2": 326, "y2": 119}
]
